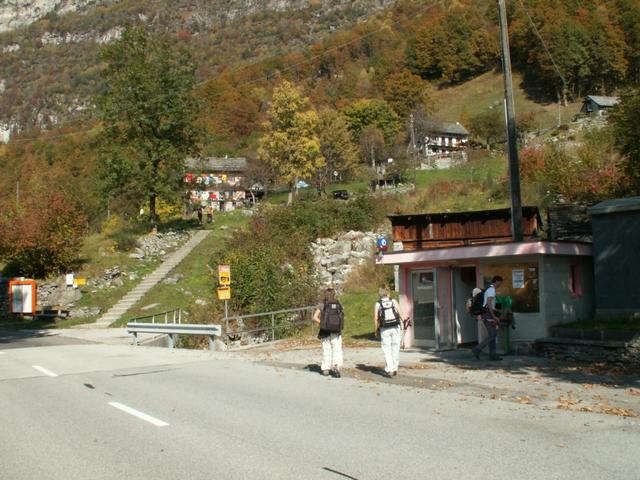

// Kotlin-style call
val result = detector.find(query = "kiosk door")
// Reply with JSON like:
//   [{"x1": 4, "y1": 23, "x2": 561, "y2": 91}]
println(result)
[{"x1": 411, "y1": 270, "x2": 435, "y2": 347}]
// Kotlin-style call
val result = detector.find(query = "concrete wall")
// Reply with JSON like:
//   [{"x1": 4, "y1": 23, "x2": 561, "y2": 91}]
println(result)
[
  {"x1": 542, "y1": 255, "x2": 594, "y2": 330},
  {"x1": 592, "y1": 210, "x2": 640, "y2": 315}
]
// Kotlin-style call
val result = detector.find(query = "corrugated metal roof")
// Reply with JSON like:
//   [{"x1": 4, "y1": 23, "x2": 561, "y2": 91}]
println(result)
[
  {"x1": 185, "y1": 157, "x2": 248, "y2": 172},
  {"x1": 585, "y1": 95, "x2": 619, "y2": 107},
  {"x1": 589, "y1": 196, "x2": 640, "y2": 215}
]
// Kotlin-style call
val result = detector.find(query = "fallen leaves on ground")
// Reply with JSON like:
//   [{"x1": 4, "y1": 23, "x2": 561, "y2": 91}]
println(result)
[
  {"x1": 515, "y1": 396, "x2": 533, "y2": 404},
  {"x1": 402, "y1": 364, "x2": 431, "y2": 370}
]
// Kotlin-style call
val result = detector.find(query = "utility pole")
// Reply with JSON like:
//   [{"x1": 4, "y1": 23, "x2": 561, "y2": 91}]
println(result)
[{"x1": 498, "y1": 0, "x2": 523, "y2": 242}]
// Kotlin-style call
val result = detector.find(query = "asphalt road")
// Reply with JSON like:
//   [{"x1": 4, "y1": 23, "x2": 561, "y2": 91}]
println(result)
[{"x1": 1, "y1": 341, "x2": 638, "y2": 480}]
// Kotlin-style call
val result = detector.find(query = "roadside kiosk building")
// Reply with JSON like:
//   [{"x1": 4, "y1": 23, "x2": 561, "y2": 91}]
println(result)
[{"x1": 377, "y1": 208, "x2": 594, "y2": 350}]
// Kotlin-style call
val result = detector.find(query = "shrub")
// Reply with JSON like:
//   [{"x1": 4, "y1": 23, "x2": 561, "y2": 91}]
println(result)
[
  {"x1": 212, "y1": 196, "x2": 385, "y2": 315},
  {"x1": 0, "y1": 189, "x2": 85, "y2": 278}
]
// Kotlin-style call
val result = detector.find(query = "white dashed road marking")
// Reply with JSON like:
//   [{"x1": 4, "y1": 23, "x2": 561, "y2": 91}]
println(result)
[
  {"x1": 32, "y1": 365, "x2": 59, "y2": 377},
  {"x1": 108, "y1": 402, "x2": 169, "y2": 427}
]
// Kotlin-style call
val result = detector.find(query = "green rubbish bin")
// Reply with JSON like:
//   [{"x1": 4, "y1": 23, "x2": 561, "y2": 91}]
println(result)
[{"x1": 495, "y1": 295, "x2": 513, "y2": 354}]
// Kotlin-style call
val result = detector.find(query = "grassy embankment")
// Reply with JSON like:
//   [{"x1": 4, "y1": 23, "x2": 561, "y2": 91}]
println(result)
[
  {"x1": 114, "y1": 211, "x2": 249, "y2": 326},
  {"x1": 430, "y1": 71, "x2": 582, "y2": 131}
]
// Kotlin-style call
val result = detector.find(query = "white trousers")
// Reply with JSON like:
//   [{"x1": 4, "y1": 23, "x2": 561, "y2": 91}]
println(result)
[
  {"x1": 380, "y1": 326, "x2": 401, "y2": 373},
  {"x1": 321, "y1": 333, "x2": 343, "y2": 371}
]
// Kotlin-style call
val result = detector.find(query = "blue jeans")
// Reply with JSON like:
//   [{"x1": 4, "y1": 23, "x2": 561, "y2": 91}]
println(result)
[{"x1": 474, "y1": 318, "x2": 497, "y2": 356}]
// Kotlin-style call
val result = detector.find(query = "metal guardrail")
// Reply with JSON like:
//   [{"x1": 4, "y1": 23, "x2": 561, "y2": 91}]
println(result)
[
  {"x1": 129, "y1": 308, "x2": 182, "y2": 325},
  {"x1": 127, "y1": 322, "x2": 222, "y2": 350},
  {"x1": 223, "y1": 306, "x2": 316, "y2": 348}
]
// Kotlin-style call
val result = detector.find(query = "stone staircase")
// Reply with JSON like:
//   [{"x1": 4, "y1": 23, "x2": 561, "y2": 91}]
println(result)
[{"x1": 91, "y1": 230, "x2": 211, "y2": 328}]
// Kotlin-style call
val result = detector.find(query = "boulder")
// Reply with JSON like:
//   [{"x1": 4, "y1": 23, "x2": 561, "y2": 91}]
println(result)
[{"x1": 327, "y1": 240, "x2": 352, "y2": 256}]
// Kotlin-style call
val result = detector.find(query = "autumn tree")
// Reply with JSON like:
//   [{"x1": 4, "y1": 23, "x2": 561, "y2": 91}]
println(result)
[
  {"x1": 258, "y1": 81, "x2": 324, "y2": 205},
  {"x1": 315, "y1": 108, "x2": 359, "y2": 195},
  {"x1": 611, "y1": 87, "x2": 640, "y2": 194},
  {"x1": 96, "y1": 26, "x2": 200, "y2": 225},
  {"x1": 410, "y1": 10, "x2": 498, "y2": 84},
  {"x1": 0, "y1": 185, "x2": 85, "y2": 278},
  {"x1": 382, "y1": 69, "x2": 429, "y2": 118}
]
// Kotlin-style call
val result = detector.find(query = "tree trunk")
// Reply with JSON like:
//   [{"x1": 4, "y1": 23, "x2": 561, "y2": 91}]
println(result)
[
  {"x1": 287, "y1": 184, "x2": 294, "y2": 206},
  {"x1": 149, "y1": 193, "x2": 157, "y2": 229}
]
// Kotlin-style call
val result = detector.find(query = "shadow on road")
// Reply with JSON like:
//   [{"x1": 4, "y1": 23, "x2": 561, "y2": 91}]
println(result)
[
  {"x1": 0, "y1": 328, "x2": 93, "y2": 349},
  {"x1": 418, "y1": 347, "x2": 640, "y2": 389},
  {"x1": 355, "y1": 363, "x2": 387, "y2": 377}
]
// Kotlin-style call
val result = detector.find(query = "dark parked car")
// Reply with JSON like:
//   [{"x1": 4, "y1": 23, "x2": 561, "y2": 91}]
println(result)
[{"x1": 332, "y1": 190, "x2": 349, "y2": 200}]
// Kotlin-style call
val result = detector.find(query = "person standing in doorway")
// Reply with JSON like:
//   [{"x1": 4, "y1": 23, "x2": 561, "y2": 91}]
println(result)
[
  {"x1": 374, "y1": 286, "x2": 405, "y2": 378},
  {"x1": 472, "y1": 275, "x2": 503, "y2": 361},
  {"x1": 313, "y1": 288, "x2": 344, "y2": 378}
]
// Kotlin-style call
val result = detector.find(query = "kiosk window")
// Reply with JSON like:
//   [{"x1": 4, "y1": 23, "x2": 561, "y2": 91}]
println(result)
[{"x1": 483, "y1": 263, "x2": 539, "y2": 313}]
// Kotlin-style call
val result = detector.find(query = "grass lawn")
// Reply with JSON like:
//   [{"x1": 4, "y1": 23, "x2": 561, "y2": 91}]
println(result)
[
  {"x1": 341, "y1": 291, "x2": 378, "y2": 341},
  {"x1": 430, "y1": 71, "x2": 582, "y2": 130}
]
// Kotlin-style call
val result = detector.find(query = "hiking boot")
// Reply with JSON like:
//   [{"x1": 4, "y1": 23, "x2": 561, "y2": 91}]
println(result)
[
  {"x1": 384, "y1": 371, "x2": 393, "y2": 378},
  {"x1": 392, "y1": 371, "x2": 398, "y2": 376},
  {"x1": 489, "y1": 355, "x2": 503, "y2": 361},
  {"x1": 471, "y1": 348, "x2": 481, "y2": 361},
  {"x1": 321, "y1": 370, "x2": 330, "y2": 376},
  {"x1": 331, "y1": 369, "x2": 341, "y2": 378}
]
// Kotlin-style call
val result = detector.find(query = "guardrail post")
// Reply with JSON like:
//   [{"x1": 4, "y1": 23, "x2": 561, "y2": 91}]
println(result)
[
  {"x1": 130, "y1": 331, "x2": 138, "y2": 346},
  {"x1": 208, "y1": 336, "x2": 216, "y2": 351},
  {"x1": 168, "y1": 333, "x2": 174, "y2": 349},
  {"x1": 271, "y1": 313, "x2": 275, "y2": 341}
]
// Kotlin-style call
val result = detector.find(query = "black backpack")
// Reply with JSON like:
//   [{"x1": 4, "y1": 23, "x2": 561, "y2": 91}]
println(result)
[
  {"x1": 377, "y1": 299, "x2": 400, "y2": 328},
  {"x1": 320, "y1": 301, "x2": 344, "y2": 333},
  {"x1": 468, "y1": 288, "x2": 486, "y2": 315}
]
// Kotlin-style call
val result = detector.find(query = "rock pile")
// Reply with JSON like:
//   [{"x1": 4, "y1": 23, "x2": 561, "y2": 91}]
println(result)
[
  {"x1": 311, "y1": 230, "x2": 378, "y2": 289},
  {"x1": 87, "y1": 267, "x2": 125, "y2": 291},
  {"x1": 130, "y1": 230, "x2": 191, "y2": 259}
]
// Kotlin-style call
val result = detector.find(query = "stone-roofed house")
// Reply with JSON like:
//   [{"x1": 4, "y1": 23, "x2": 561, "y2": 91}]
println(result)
[
  {"x1": 184, "y1": 157, "x2": 249, "y2": 212},
  {"x1": 580, "y1": 95, "x2": 619, "y2": 116}
]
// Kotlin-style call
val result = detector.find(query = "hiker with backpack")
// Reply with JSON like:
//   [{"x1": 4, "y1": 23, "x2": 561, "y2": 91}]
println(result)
[
  {"x1": 313, "y1": 288, "x2": 344, "y2": 378},
  {"x1": 374, "y1": 286, "x2": 406, "y2": 378},
  {"x1": 471, "y1": 275, "x2": 504, "y2": 361}
]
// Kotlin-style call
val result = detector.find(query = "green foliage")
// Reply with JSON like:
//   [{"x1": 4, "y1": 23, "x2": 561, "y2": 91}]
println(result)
[
  {"x1": 212, "y1": 196, "x2": 385, "y2": 315},
  {"x1": 469, "y1": 108, "x2": 504, "y2": 148},
  {"x1": 96, "y1": 26, "x2": 200, "y2": 223},
  {"x1": 342, "y1": 98, "x2": 402, "y2": 145},
  {"x1": 541, "y1": 127, "x2": 623, "y2": 202},
  {"x1": 610, "y1": 86, "x2": 640, "y2": 195}
]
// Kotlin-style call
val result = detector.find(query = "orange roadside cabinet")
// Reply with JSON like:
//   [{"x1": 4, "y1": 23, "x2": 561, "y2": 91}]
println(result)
[{"x1": 8, "y1": 279, "x2": 37, "y2": 315}]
